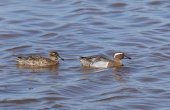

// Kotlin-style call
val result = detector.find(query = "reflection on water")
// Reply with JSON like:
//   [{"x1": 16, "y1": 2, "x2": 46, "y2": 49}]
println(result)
[
  {"x1": 81, "y1": 66, "x2": 128, "y2": 81},
  {"x1": 80, "y1": 66, "x2": 108, "y2": 73},
  {"x1": 0, "y1": 0, "x2": 170, "y2": 110},
  {"x1": 16, "y1": 64, "x2": 59, "y2": 73}
]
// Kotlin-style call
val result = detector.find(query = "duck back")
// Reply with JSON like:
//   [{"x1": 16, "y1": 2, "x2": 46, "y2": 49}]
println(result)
[{"x1": 17, "y1": 56, "x2": 57, "y2": 67}]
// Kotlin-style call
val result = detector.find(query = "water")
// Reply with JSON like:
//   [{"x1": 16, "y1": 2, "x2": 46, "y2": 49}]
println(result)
[{"x1": 0, "y1": 0, "x2": 170, "y2": 110}]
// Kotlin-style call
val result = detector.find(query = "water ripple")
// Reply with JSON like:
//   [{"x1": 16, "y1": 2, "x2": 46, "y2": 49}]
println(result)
[{"x1": 0, "y1": 0, "x2": 170, "y2": 110}]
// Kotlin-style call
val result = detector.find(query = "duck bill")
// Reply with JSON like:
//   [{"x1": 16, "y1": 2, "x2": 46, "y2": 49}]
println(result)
[
  {"x1": 59, "y1": 56, "x2": 64, "y2": 61},
  {"x1": 124, "y1": 55, "x2": 131, "y2": 59}
]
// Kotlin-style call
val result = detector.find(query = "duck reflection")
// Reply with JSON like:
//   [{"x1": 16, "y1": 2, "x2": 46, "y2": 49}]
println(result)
[
  {"x1": 112, "y1": 66, "x2": 131, "y2": 81},
  {"x1": 16, "y1": 64, "x2": 59, "y2": 73},
  {"x1": 80, "y1": 66, "x2": 130, "y2": 81},
  {"x1": 80, "y1": 66, "x2": 108, "y2": 73}
]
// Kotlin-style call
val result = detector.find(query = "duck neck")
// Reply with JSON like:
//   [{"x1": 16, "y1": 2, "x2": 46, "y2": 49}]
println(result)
[{"x1": 108, "y1": 58, "x2": 123, "y2": 67}]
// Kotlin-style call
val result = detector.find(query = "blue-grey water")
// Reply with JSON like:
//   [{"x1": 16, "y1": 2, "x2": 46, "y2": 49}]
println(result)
[{"x1": 0, "y1": 0, "x2": 170, "y2": 110}]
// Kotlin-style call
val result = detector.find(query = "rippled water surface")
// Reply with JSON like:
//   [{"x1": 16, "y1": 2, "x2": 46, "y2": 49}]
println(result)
[{"x1": 0, "y1": 0, "x2": 170, "y2": 110}]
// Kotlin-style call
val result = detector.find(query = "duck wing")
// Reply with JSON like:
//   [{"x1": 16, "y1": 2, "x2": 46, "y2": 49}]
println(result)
[
  {"x1": 80, "y1": 55, "x2": 110, "y2": 63},
  {"x1": 17, "y1": 55, "x2": 54, "y2": 66},
  {"x1": 80, "y1": 55, "x2": 110, "y2": 68}
]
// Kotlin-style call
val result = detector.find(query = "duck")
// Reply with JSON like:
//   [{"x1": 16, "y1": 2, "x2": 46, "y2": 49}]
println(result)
[
  {"x1": 16, "y1": 51, "x2": 64, "y2": 67},
  {"x1": 80, "y1": 52, "x2": 131, "y2": 68}
]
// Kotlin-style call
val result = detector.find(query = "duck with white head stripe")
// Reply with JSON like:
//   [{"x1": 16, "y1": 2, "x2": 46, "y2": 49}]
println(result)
[{"x1": 80, "y1": 52, "x2": 131, "y2": 68}]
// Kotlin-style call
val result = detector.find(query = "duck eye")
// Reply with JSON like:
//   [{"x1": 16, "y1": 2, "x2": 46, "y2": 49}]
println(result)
[{"x1": 50, "y1": 52, "x2": 54, "y2": 55}]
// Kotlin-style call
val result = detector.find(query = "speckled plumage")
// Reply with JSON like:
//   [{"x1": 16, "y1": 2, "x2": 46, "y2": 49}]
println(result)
[{"x1": 16, "y1": 51, "x2": 63, "y2": 67}]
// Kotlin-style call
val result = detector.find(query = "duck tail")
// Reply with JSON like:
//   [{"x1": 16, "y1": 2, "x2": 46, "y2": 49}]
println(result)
[
  {"x1": 16, "y1": 56, "x2": 24, "y2": 61},
  {"x1": 17, "y1": 56, "x2": 22, "y2": 59},
  {"x1": 80, "y1": 56, "x2": 86, "y2": 59}
]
